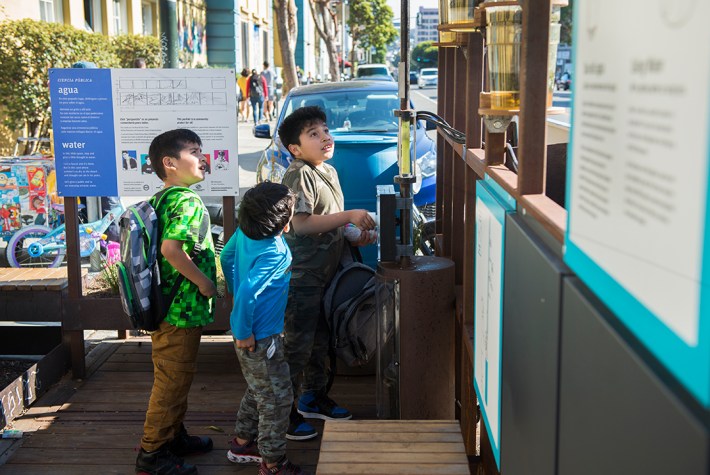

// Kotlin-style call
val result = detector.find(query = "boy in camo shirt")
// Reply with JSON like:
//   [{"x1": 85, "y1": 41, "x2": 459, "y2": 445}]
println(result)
[
  {"x1": 135, "y1": 129, "x2": 216, "y2": 475},
  {"x1": 278, "y1": 106, "x2": 377, "y2": 440},
  {"x1": 220, "y1": 182, "x2": 308, "y2": 475}
]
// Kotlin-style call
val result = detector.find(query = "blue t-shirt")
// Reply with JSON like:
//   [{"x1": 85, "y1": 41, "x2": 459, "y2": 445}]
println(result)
[{"x1": 220, "y1": 228, "x2": 292, "y2": 340}]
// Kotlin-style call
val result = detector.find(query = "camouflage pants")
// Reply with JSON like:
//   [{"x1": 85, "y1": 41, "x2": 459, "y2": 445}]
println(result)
[
  {"x1": 234, "y1": 335, "x2": 292, "y2": 464},
  {"x1": 141, "y1": 320, "x2": 203, "y2": 452},
  {"x1": 284, "y1": 286, "x2": 330, "y2": 396}
]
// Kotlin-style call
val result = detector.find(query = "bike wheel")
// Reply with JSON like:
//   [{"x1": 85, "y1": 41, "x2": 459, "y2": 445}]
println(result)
[{"x1": 6, "y1": 225, "x2": 65, "y2": 268}]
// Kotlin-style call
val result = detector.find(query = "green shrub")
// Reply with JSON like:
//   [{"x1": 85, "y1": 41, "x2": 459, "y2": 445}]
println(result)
[
  {"x1": 0, "y1": 19, "x2": 117, "y2": 147},
  {"x1": 0, "y1": 20, "x2": 162, "y2": 151},
  {"x1": 110, "y1": 34, "x2": 162, "y2": 68}
]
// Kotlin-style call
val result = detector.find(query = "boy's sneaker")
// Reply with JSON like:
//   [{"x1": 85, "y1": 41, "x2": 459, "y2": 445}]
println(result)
[
  {"x1": 258, "y1": 457, "x2": 309, "y2": 475},
  {"x1": 168, "y1": 424, "x2": 213, "y2": 456},
  {"x1": 135, "y1": 445, "x2": 198, "y2": 475},
  {"x1": 297, "y1": 391, "x2": 352, "y2": 421},
  {"x1": 286, "y1": 408, "x2": 318, "y2": 441},
  {"x1": 227, "y1": 438, "x2": 262, "y2": 464}
]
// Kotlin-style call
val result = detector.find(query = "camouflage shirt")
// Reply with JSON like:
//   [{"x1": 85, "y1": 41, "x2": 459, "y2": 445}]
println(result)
[
  {"x1": 282, "y1": 159, "x2": 344, "y2": 287},
  {"x1": 154, "y1": 187, "x2": 216, "y2": 328}
]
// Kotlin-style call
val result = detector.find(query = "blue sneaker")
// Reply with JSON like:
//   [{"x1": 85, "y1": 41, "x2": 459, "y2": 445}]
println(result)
[
  {"x1": 297, "y1": 391, "x2": 352, "y2": 421},
  {"x1": 286, "y1": 408, "x2": 318, "y2": 441}
]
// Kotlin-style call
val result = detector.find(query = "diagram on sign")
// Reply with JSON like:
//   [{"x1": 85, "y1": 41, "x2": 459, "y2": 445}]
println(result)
[{"x1": 116, "y1": 77, "x2": 228, "y2": 112}]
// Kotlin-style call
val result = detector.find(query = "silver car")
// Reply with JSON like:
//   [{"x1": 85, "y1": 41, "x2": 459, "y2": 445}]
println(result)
[{"x1": 417, "y1": 68, "x2": 438, "y2": 88}]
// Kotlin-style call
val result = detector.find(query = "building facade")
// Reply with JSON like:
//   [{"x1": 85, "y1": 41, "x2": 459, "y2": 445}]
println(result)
[
  {"x1": 415, "y1": 6, "x2": 438, "y2": 45},
  {"x1": 2, "y1": 0, "x2": 160, "y2": 37},
  {"x1": 206, "y1": 0, "x2": 272, "y2": 71}
]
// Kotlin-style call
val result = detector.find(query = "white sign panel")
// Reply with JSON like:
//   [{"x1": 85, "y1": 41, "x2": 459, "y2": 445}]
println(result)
[
  {"x1": 565, "y1": 0, "x2": 710, "y2": 405},
  {"x1": 113, "y1": 69, "x2": 239, "y2": 196},
  {"x1": 474, "y1": 179, "x2": 513, "y2": 469}
]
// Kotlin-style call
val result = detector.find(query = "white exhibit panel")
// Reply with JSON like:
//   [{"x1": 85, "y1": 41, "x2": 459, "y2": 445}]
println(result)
[
  {"x1": 564, "y1": 0, "x2": 710, "y2": 406},
  {"x1": 474, "y1": 177, "x2": 515, "y2": 469}
]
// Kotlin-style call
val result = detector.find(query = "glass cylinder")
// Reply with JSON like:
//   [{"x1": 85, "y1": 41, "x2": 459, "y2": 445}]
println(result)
[
  {"x1": 450, "y1": 0, "x2": 476, "y2": 24},
  {"x1": 439, "y1": 0, "x2": 451, "y2": 24},
  {"x1": 486, "y1": 5, "x2": 523, "y2": 109}
]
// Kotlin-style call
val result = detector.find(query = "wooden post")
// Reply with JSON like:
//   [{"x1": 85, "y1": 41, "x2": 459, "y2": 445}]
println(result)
[
  {"x1": 63, "y1": 196, "x2": 85, "y2": 379},
  {"x1": 518, "y1": 0, "x2": 551, "y2": 195}
]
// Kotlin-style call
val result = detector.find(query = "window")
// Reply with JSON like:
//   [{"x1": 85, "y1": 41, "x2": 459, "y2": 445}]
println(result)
[
  {"x1": 39, "y1": 0, "x2": 63, "y2": 23},
  {"x1": 142, "y1": 2, "x2": 154, "y2": 35},
  {"x1": 113, "y1": 0, "x2": 128, "y2": 34},
  {"x1": 241, "y1": 21, "x2": 250, "y2": 69},
  {"x1": 263, "y1": 30, "x2": 269, "y2": 65},
  {"x1": 84, "y1": 0, "x2": 103, "y2": 33}
]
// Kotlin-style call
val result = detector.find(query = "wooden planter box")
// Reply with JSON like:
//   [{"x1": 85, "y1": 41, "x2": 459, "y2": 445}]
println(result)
[{"x1": 0, "y1": 344, "x2": 69, "y2": 429}]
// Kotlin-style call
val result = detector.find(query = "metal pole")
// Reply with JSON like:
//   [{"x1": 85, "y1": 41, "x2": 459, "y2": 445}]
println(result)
[
  {"x1": 160, "y1": 0, "x2": 179, "y2": 68},
  {"x1": 397, "y1": 0, "x2": 413, "y2": 268}
]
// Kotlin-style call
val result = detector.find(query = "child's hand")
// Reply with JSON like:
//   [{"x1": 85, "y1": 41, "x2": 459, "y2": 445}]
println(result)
[
  {"x1": 236, "y1": 334, "x2": 256, "y2": 352},
  {"x1": 199, "y1": 280, "x2": 217, "y2": 298},
  {"x1": 353, "y1": 229, "x2": 377, "y2": 247},
  {"x1": 349, "y1": 209, "x2": 376, "y2": 230}
]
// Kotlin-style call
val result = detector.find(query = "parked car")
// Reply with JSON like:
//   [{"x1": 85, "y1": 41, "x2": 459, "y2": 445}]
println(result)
[
  {"x1": 418, "y1": 68, "x2": 438, "y2": 88},
  {"x1": 253, "y1": 81, "x2": 437, "y2": 267},
  {"x1": 556, "y1": 71, "x2": 571, "y2": 90},
  {"x1": 355, "y1": 63, "x2": 395, "y2": 81}
]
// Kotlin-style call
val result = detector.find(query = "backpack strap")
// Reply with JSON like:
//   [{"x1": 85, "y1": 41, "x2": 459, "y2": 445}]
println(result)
[{"x1": 152, "y1": 187, "x2": 211, "y2": 314}]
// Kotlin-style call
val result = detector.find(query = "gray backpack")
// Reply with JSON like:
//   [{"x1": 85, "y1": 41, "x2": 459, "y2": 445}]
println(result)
[
  {"x1": 115, "y1": 187, "x2": 206, "y2": 331},
  {"x1": 324, "y1": 262, "x2": 378, "y2": 368}
]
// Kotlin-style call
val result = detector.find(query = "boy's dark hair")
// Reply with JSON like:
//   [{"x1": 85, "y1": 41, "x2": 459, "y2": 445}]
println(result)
[
  {"x1": 149, "y1": 129, "x2": 202, "y2": 179},
  {"x1": 278, "y1": 106, "x2": 327, "y2": 151},
  {"x1": 238, "y1": 182, "x2": 296, "y2": 240},
  {"x1": 263, "y1": 61, "x2": 269, "y2": 68}
]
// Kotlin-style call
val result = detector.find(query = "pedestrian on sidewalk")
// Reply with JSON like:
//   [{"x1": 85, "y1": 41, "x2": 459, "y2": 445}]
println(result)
[{"x1": 247, "y1": 69, "x2": 268, "y2": 124}]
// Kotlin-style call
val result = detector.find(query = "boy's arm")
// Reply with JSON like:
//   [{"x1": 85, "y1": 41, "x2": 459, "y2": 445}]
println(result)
[
  {"x1": 161, "y1": 239, "x2": 216, "y2": 297},
  {"x1": 291, "y1": 209, "x2": 375, "y2": 235}
]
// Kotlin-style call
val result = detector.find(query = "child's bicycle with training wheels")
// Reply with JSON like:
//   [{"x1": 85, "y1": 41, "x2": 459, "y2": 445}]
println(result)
[{"x1": 5, "y1": 204, "x2": 124, "y2": 268}]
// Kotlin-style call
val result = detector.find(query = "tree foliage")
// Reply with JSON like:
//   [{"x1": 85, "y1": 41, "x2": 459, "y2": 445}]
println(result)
[
  {"x1": 560, "y1": 0, "x2": 573, "y2": 45},
  {"x1": 0, "y1": 19, "x2": 162, "y2": 148},
  {"x1": 348, "y1": 0, "x2": 397, "y2": 65},
  {"x1": 411, "y1": 41, "x2": 438, "y2": 70}
]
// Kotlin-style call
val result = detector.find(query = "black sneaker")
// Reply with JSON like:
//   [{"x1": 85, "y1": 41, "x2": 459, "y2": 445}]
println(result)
[
  {"x1": 135, "y1": 445, "x2": 198, "y2": 475},
  {"x1": 297, "y1": 391, "x2": 352, "y2": 420},
  {"x1": 168, "y1": 424, "x2": 213, "y2": 457},
  {"x1": 258, "y1": 457, "x2": 310, "y2": 475},
  {"x1": 286, "y1": 407, "x2": 318, "y2": 441}
]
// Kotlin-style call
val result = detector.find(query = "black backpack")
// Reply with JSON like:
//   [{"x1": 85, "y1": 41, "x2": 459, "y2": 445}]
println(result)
[
  {"x1": 323, "y1": 253, "x2": 378, "y2": 392},
  {"x1": 249, "y1": 74, "x2": 264, "y2": 100}
]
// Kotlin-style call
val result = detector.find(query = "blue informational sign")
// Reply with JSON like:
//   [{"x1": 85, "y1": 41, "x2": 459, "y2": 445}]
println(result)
[
  {"x1": 49, "y1": 69, "x2": 118, "y2": 196},
  {"x1": 474, "y1": 175, "x2": 515, "y2": 469},
  {"x1": 48, "y1": 68, "x2": 239, "y2": 197},
  {"x1": 564, "y1": 0, "x2": 710, "y2": 406}
]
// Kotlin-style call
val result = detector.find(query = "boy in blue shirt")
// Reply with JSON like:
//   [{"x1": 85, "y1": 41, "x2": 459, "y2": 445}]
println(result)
[{"x1": 220, "y1": 182, "x2": 307, "y2": 475}]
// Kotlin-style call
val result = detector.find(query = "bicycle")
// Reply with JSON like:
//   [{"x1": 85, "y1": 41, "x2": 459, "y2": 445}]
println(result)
[{"x1": 5, "y1": 205, "x2": 124, "y2": 268}]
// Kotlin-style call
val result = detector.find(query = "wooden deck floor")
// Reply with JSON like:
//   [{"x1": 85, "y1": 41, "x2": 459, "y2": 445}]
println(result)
[{"x1": 0, "y1": 335, "x2": 377, "y2": 474}]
